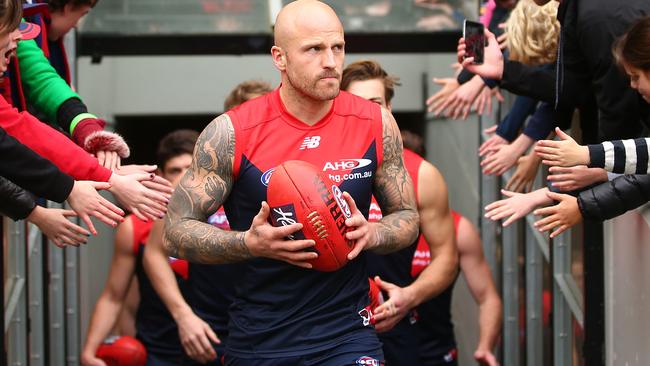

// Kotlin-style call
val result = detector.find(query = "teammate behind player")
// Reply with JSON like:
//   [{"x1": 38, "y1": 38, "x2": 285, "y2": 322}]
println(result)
[
  {"x1": 143, "y1": 80, "x2": 273, "y2": 366},
  {"x1": 342, "y1": 60, "x2": 458, "y2": 366},
  {"x1": 163, "y1": 1, "x2": 419, "y2": 364},
  {"x1": 413, "y1": 209, "x2": 502, "y2": 366},
  {"x1": 82, "y1": 130, "x2": 198, "y2": 366}
]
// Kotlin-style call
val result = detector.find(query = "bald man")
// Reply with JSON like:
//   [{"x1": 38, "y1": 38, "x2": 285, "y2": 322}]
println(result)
[{"x1": 163, "y1": 1, "x2": 419, "y2": 365}]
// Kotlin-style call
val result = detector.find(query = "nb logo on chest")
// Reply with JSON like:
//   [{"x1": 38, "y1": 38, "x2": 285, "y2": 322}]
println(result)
[{"x1": 300, "y1": 136, "x2": 321, "y2": 150}]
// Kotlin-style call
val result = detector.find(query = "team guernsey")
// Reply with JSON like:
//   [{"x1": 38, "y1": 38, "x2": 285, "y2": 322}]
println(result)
[
  {"x1": 223, "y1": 87, "x2": 384, "y2": 359},
  {"x1": 130, "y1": 215, "x2": 189, "y2": 362},
  {"x1": 366, "y1": 148, "x2": 422, "y2": 366}
]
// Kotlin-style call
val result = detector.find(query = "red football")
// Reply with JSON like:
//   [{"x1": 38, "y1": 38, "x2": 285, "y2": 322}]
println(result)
[
  {"x1": 267, "y1": 160, "x2": 354, "y2": 271},
  {"x1": 96, "y1": 336, "x2": 147, "y2": 366}
]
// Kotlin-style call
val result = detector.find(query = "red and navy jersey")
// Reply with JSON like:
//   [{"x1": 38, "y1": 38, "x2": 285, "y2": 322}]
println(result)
[
  {"x1": 131, "y1": 215, "x2": 188, "y2": 360},
  {"x1": 414, "y1": 211, "x2": 462, "y2": 363},
  {"x1": 223, "y1": 87, "x2": 384, "y2": 358},
  {"x1": 366, "y1": 148, "x2": 422, "y2": 288},
  {"x1": 365, "y1": 148, "x2": 423, "y2": 366}
]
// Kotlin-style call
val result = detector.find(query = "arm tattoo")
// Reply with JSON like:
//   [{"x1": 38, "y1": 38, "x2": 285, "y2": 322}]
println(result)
[
  {"x1": 163, "y1": 114, "x2": 252, "y2": 264},
  {"x1": 372, "y1": 108, "x2": 419, "y2": 254}
]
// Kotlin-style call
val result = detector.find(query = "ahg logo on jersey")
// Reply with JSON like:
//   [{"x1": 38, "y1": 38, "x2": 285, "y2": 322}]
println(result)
[
  {"x1": 269, "y1": 204, "x2": 305, "y2": 240},
  {"x1": 299, "y1": 136, "x2": 321, "y2": 150},
  {"x1": 322, "y1": 158, "x2": 372, "y2": 171}
]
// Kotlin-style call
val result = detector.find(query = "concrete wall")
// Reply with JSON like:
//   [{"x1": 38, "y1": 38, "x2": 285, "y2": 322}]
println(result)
[{"x1": 605, "y1": 206, "x2": 650, "y2": 365}]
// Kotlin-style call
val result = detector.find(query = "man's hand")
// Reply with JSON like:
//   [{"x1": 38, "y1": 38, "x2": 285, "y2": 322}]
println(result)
[
  {"x1": 27, "y1": 206, "x2": 90, "y2": 248},
  {"x1": 426, "y1": 77, "x2": 460, "y2": 114},
  {"x1": 371, "y1": 276, "x2": 416, "y2": 333},
  {"x1": 67, "y1": 180, "x2": 125, "y2": 235},
  {"x1": 533, "y1": 191, "x2": 582, "y2": 238},
  {"x1": 473, "y1": 86, "x2": 504, "y2": 117},
  {"x1": 343, "y1": 192, "x2": 378, "y2": 260},
  {"x1": 547, "y1": 166, "x2": 608, "y2": 191},
  {"x1": 176, "y1": 309, "x2": 220, "y2": 364},
  {"x1": 244, "y1": 202, "x2": 317, "y2": 268},
  {"x1": 436, "y1": 75, "x2": 486, "y2": 119},
  {"x1": 505, "y1": 153, "x2": 542, "y2": 193},
  {"x1": 458, "y1": 29, "x2": 504, "y2": 80},
  {"x1": 535, "y1": 128, "x2": 590, "y2": 167},
  {"x1": 475, "y1": 348, "x2": 500, "y2": 366},
  {"x1": 481, "y1": 144, "x2": 520, "y2": 176},
  {"x1": 479, "y1": 127, "x2": 507, "y2": 157}
]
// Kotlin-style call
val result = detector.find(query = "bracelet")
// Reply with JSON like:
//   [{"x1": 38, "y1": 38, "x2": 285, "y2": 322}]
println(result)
[{"x1": 69, "y1": 113, "x2": 98, "y2": 134}]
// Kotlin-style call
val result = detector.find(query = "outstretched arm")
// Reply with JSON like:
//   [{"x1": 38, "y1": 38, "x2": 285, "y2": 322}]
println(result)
[
  {"x1": 368, "y1": 108, "x2": 419, "y2": 254},
  {"x1": 163, "y1": 115, "x2": 315, "y2": 266}
]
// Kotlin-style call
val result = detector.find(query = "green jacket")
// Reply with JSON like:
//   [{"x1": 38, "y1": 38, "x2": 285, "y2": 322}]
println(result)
[{"x1": 16, "y1": 38, "x2": 81, "y2": 129}]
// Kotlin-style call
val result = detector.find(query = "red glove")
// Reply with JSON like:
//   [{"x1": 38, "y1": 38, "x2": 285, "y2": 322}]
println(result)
[{"x1": 72, "y1": 118, "x2": 130, "y2": 158}]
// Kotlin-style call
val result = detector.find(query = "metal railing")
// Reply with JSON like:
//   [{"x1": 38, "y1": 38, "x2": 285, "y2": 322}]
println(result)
[
  {"x1": 478, "y1": 113, "x2": 587, "y2": 365},
  {"x1": 4, "y1": 202, "x2": 81, "y2": 366}
]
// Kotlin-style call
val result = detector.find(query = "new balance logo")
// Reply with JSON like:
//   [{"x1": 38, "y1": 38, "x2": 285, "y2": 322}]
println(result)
[{"x1": 300, "y1": 136, "x2": 321, "y2": 150}]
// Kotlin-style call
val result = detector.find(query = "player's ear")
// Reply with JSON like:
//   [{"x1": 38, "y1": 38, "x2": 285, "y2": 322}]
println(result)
[{"x1": 271, "y1": 46, "x2": 287, "y2": 71}]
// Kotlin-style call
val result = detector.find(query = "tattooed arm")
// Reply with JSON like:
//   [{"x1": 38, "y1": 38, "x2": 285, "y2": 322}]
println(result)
[
  {"x1": 163, "y1": 115, "x2": 316, "y2": 266},
  {"x1": 371, "y1": 108, "x2": 419, "y2": 253},
  {"x1": 344, "y1": 108, "x2": 419, "y2": 259}
]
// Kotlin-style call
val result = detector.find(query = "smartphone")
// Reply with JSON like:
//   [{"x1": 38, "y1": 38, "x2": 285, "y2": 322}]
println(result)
[{"x1": 463, "y1": 20, "x2": 485, "y2": 65}]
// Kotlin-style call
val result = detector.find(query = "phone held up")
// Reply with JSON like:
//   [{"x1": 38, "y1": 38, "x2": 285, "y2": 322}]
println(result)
[{"x1": 463, "y1": 20, "x2": 485, "y2": 65}]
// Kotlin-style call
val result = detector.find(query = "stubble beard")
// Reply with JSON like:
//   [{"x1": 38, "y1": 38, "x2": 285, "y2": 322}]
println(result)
[{"x1": 286, "y1": 70, "x2": 340, "y2": 102}]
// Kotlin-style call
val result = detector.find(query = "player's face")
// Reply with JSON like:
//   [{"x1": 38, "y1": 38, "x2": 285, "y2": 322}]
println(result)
[
  {"x1": 623, "y1": 63, "x2": 650, "y2": 103},
  {"x1": 346, "y1": 78, "x2": 390, "y2": 110},
  {"x1": 0, "y1": 28, "x2": 21, "y2": 74},
  {"x1": 284, "y1": 19, "x2": 345, "y2": 101},
  {"x1": 162, "y1": 153, "x2": 193, "y2": 188},
  {"x1": 49, "y1": 4, "x2": 91, "y2": 41}
]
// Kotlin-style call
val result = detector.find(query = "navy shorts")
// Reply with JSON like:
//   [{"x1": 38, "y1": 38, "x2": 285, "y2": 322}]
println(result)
[
  {"x1": 146, "y1": 353, "x2": 181, "y2": 366},
  {"x1": 378, "y1": 318, "x2": 420, "y2": 366},
  {"x1": 225, "y1": 338, "x2": 384, "y2": 366}
]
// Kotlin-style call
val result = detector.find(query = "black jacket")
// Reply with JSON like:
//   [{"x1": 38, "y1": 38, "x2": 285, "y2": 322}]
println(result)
[
  {"x1": 0, "y1": 176, "x2": 36, "y2": 220},
  {"x1": 500, "y1": 0, "x2": 650, "y2": 140},
  {"x1": 0, "y1": 126, "x2": 73, "y2": 202},
  {"x1": 578, "y1": 174, "x2": 650, "y2": 221}
]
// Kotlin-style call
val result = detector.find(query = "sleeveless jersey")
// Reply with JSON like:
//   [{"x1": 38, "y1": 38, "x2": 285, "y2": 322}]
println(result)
[
  {"x1": 413, "y1": 211, "x2": 462, "y2": 363},
  {"x1": 366, "y1": 148, "x2": 422, "y2": 287},
  {"x1": 131, "y1": 215, "x2": 188, "y2": 359},
  {"x1": 365, "y1": 148, "x2": 423, "y2": 366},
  {"x1": 223, "y1": 87, "x2": 384, "y2": 358},
  {"x1": 186, "y1": 206, "x2": 241, "y2": 357}
]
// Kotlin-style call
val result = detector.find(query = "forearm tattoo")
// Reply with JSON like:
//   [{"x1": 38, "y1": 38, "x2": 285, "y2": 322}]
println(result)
[
  {"x1": 163, "y1": 114, "x2": 252, "y2": 264},
  {"x1": 372, "y1": 108, "x2": 419, "y2": 254}
]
